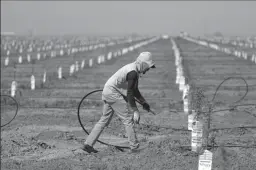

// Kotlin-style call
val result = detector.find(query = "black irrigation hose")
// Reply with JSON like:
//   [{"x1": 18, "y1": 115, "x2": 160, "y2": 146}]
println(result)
[
  {"x1": 0, "y1": 95, "x2": 19, "y2": 128},
  {"x1": 206, "y1": 76, "x2": 255, "y2": 149},
  {"x1": 138, "y1": 123, "x2": 191, "y2": 132},
  {"x1": 208, "y1": 77, "x2": 256, "y2": 128},
  {"x1": 77, "y1": 89, "x2": 129, "y2": 151},
  {"x1": 211, "y1": 76, "x2": 248, "y2": 104}
]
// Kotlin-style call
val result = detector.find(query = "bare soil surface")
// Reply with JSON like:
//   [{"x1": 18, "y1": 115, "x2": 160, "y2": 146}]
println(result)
[{"x1": 1, "y1": 37, "x2": 256, "y2": 170}]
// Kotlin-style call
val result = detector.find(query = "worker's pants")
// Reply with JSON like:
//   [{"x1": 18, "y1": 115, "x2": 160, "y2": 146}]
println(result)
[{"x1": 84, "y1": 99, "x2": 139, "y2": 150}]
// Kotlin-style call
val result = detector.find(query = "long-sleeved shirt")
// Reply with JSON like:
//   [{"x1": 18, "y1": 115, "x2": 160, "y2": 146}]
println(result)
[{"x1": 102, "y1": 62, "x2": 145, "y2": 113}]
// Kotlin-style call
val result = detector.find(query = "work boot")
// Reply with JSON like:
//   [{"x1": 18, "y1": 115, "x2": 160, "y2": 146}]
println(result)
[
  {"x1": 128, "y1": 144, "x2": 140, "y2": 154},
  {"x1": 81, "y1": 144, "x2": 98, "y2": 153}
]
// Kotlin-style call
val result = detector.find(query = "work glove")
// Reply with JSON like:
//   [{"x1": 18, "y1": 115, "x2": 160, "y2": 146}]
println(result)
[
  {"x1": 133, "y1": 111, "x2": 140, "y2": 124},
  {"x1": 142, "y1": 102, "x2": 150, "y2": 112}
]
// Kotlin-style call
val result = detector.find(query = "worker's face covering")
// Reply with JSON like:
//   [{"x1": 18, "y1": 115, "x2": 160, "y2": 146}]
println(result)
[{"x1": 136, "y1": 62, "x2": 150, "y2": 77}]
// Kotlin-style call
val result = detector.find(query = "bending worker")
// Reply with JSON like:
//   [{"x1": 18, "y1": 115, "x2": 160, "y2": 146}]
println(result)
[{"x1": 82, "y1": 51, "x2": 156, "y2": 153}]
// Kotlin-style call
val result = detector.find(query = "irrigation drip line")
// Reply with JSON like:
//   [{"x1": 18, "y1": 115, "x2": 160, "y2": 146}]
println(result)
[
  {"x1": 211, "y1": 77, "x2": 249, "y2": 104},
  {"x1": 2, "y1": 101, "x2": 254, "y2": 111},
  {"x1": 169, "y1": 104, "x2": 256, "y2": 115},
  {"x1": 6, "y1": 106, "x2": 79, "y2": 109},
  {"x1": 243, "y1": 109, "x2": 256, "y2": 118},
  {"x1": 210, "y1": 126, "x2": 256, "y2": 132},
  {"x1": 170, "y1": 145, "x2": 256, "y2": 149},
  {"x1": 138, "y1": 123, "x2": 256, "y2": 132},
  {"x1": 0, "y1": 96, "x2": 195, "y2": 100},
  {"x1": 205, "y1": 76, "x2": 256, "y2": 150},
  {"x1": 0, "y1": 95, "x2": 19, "y2": 128},
  {"x1": 199, "y1": 104, "x2": 256, "y2": 115},
  {"x1": 1, "y1": 85, "x2": 256, "y2": 93}
]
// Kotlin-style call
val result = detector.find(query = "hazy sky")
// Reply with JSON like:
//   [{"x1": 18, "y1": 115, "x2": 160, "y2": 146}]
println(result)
[{"x1": 1, "y1": 1, "x2": 255, "y2": 36}]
